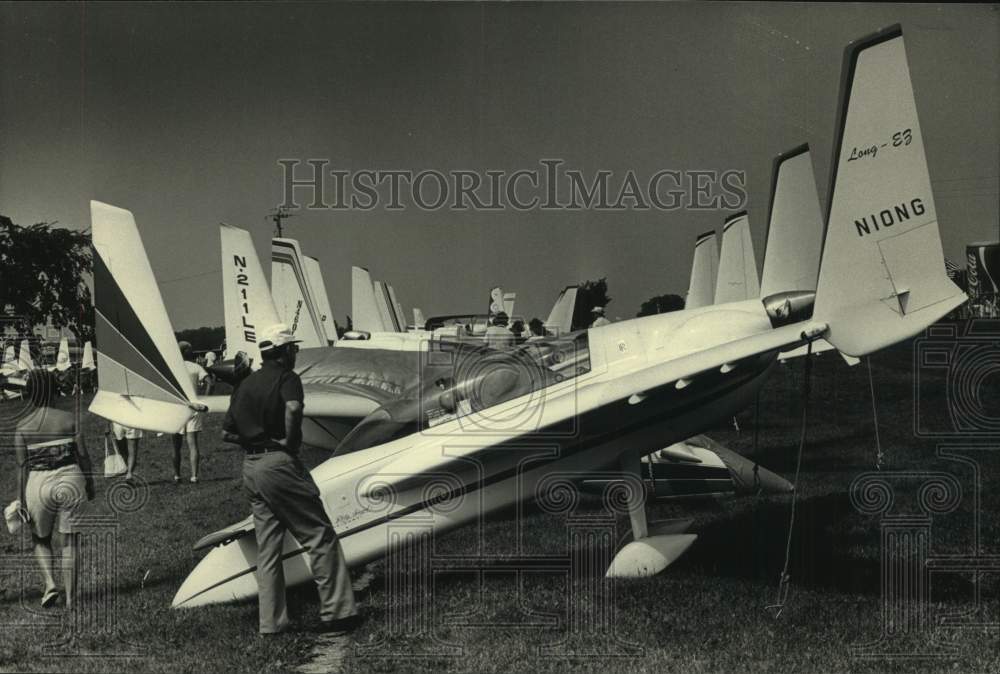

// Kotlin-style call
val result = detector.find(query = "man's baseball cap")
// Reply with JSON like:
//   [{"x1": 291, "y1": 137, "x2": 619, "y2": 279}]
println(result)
[{"x1": 259, "y1": 324, "x2": 302, "y2": 352}]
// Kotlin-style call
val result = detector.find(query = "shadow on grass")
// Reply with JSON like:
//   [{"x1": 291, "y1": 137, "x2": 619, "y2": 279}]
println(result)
[{"x1": 678, "y1": 491, "x2": 976, "y2": 600}]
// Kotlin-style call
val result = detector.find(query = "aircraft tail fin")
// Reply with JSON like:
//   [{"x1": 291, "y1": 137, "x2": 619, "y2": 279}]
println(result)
[
  {"x1": 544, "y1": 286, "x2": 578, "y2": 335},
  {"x1": 55, "y1": 337, "x2": 70, "y2": 372},
  {"x1": 271, "y1": 238, "x2": 327, "y2": 348},
  {"x1": 89, "y1": 201, "x2": 202, "y2": 433},
  {"x1": 220, "y1": 225, "x2": 281, "y2": 366},
  {"x1": 81, "y1": 341, "x2": 95, "y2": 371},
  {"x1": 351, "y1": 267, "x2": 386, "y2": 332},
  {"x1": 303, "y1": 255, "x2": 337, "y2": 343},
  {"x1": 714, "y1": 212, "x2": 760, "y2": 304},
  {"x1": 387, "y1": 284, "x2": 406, "y2": 333},
  {"x1": 373, "y1": 280, "x2": 403, "y2": 332},
  {"x1": 760, "y1": 145, "x2": 824, "y2": 297},
  {"x1": 413, "y1": 307, "x2": 426, "y2": 330},
  {"x1": 503, "y1": 292, "x2": 516, "y2": 318},
  {"x1": 18, "y1": 340, "x2": 33, "y2": 371},
  {"x1": 685, "y1": 231, "x2": 719, "y2": 310},
  {"x1": 814, "y1": 25, "x2": 965, "y2": 357}
]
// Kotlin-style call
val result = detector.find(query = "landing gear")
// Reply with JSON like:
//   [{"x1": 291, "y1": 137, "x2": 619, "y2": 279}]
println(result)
[{"x1": 605, "y1": 452, "x2": 698, "y2": 578}]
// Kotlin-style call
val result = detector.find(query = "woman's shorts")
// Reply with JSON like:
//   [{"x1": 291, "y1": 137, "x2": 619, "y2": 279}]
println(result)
[
  {"x1": 179, "y1": 411, "x2": 203, "y2": 434},
  {"x1": 111, "y1": 423, "x2": 143, "y2": 441},
  {"x1": 25, "y1": 464, "x2": 87, "y2": 538}
]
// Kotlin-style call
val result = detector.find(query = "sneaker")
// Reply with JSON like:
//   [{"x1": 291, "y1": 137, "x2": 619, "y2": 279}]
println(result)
[
  {"x1": 173, "y1": 476, "x2": 181, "y2": 485},
  {"x1": 190, "y1": 476, "x2": 198, "y2": 484}
]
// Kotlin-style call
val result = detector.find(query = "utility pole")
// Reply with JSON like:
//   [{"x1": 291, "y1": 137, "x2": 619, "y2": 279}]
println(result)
[{"x1": 267, "y1": 206, "x2": 296, "y2": 238}]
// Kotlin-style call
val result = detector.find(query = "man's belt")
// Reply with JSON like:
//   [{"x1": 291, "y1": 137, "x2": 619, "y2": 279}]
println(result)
[{"x1": 243, "y1": 442, "x2": 285, "y2": 456}]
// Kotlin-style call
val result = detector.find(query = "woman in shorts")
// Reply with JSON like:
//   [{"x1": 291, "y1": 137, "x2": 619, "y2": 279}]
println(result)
[
  {"x1": 13, "y1": 370, "x2": 94, "y2": 608},
  {"x1": 111, "y1": 421, "x2": 143, "y2": 483}
]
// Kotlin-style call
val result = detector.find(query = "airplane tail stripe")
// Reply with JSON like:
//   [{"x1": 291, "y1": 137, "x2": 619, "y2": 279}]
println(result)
[
  {"x1": 93, "y1": 252, "x2": 187, "y2": 400},
  {"x1": 100, "y1": 355, "x2": 189, "y2": 407},
  {"x1": 94, "y1": 309, "x2": 186, "y2": 402}
]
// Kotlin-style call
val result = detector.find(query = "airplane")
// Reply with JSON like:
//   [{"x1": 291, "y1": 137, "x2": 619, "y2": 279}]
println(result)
[{"x1": 86, "y1": 25, "x2": 965, "y2": 608}]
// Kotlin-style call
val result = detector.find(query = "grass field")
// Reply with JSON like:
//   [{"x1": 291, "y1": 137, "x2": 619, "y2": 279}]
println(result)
[{"x1": 1, "y1": 326, "x2": 998, "y2": 672}]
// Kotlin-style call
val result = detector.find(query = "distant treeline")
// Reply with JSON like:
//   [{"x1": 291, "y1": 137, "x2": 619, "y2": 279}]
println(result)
[{"x1": 174, "y1": 326, "x2": 225, "y2": 353}]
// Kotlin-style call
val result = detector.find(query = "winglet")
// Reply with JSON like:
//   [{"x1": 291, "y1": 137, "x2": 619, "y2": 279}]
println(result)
[
  {"x1": 814, "y1": 26, "x2": 965, "y2": 356},
  {"x1": 715, "y1": 213, "x2": 760, "y2": 304},
  {"x1": 760, "y1": 144, "x2": 824, "y2": 297},
  {"x1": 685, "y1": 231, "x2": 719, "y2": 309},
  {"x1": 90, "y1": 201, "x2": 200, "y2": 433}
]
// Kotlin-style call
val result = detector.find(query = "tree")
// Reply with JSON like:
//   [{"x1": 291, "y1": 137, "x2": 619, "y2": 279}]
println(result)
[
  {"x1": 0, "y1": 216, "x2": 94, "y2": 342},
  {"x1": 637, "y1": 294, "x2": 685, "y2": 317},
  {"x1": 572, "y1": 278, "x2": 612, "y2": 330}
]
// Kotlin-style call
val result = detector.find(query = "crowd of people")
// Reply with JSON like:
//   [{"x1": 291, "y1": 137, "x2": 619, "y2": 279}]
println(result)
[
  {"x1": 5, "y1": 326, "x2": 360, "y2": 636},
  {"x1": 5, "y1": 310, "x2": 614, "y2": 632}
]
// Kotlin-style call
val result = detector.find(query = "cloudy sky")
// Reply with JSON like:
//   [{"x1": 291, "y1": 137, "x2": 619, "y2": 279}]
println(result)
[{"x1": 1, "y1": 2, "x2": 997, "y2": 329}]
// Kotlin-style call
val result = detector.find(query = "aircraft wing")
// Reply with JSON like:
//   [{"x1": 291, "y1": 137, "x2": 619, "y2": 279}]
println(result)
[
  {"x1": 594, "y1": 319, "x2": 826, "y2": 406},
  {"x1": 364, "y1": 320, "x2": 827, "y2": 494},
  {"x1": 194, "y1": 390, "x2": 380, "y2": 418}
]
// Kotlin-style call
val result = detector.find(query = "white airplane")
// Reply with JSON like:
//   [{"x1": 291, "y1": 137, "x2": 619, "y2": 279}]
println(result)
[{"x1": 87, "y1": 26, "x2": 964, "y2": 608}]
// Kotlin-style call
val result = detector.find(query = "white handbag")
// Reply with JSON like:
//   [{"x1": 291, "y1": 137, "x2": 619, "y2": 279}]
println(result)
[
  {"x1": 4, "y1": 500, "x2": 28, "y2": 534},
  {"x1": 103, "y1": 435, "x2": 128, "y2": 478}
]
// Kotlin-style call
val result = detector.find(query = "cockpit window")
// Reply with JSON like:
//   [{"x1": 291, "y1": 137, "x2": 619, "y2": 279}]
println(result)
[{"x1": 333, "y1": 331, "x2": 592, "y2": 455}]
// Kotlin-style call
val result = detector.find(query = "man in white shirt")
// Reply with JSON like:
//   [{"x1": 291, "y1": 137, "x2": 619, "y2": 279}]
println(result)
[{"x1": 172, "y1": 341, "x2": 212, "y2": 483}]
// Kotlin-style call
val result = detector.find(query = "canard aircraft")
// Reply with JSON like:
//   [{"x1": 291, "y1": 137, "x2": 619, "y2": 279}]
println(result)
[{"x1": 87, "y1": 25, "x2": 965, "y2": 607}]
